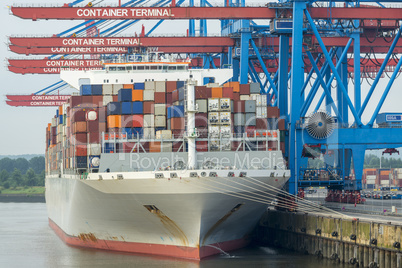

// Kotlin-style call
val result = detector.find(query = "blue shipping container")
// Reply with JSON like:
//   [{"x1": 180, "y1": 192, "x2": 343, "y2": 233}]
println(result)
[
  {"x1": 178, "y1": 88, "x2": 185, "y2": 101},
  {"x1": 376, "y1": 113, "x2": 402, "y2": 124},
  {"x1": 80, "y1": 84, "x2": 92, "y2": 96},
  {"x1": 121, "y1": 102, "x2": 132, "y2": 115},
  {"x1": 234, "y1": 126, "x2": 245, "y2": 134},
  {"x1": 132, "y1": 127, "x2": 144, "y2": 138},
  {"x1": 132, "y1": 101, "x2": 143, "y2": 114},
  {"x1": 167, "y1": 105, "x2": 185, "y2": 119},
  {"x1": 104, "y1": 143, "x2": 115, "y2": 153},
  {"x1": 118, "y1": 88, "x2": 132, "y2": 102},
  {"x1": 59, "y1": 115, "x2": 63, "y2": 125},
  {"x1": 107, "y1": 102, "x2": 122, "y2": 115},
  {"x1": 177, "y1": 81, "x2": 185, "y2": 89},
  {"x1": 89, "y1": 155, "x2": 101, "y2": 168},
  {"x1": 124, "y1": 127, "x2": 133, "y2": 139},
  {"x1": 91, "y1": 85, "x2": 103, "y2": 95},
  {"x1": 134, "y1": 83, "x2": 145, "y2": 90}
]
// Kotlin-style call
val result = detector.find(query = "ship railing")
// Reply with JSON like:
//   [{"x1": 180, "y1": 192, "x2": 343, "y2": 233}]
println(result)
[{"x1": 101, "y1": 130, "x2": 281, "y2": 154}]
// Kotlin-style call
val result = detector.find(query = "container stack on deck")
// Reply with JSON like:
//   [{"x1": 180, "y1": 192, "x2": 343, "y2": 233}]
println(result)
[{"x1": 45, "y1": 81, "x2": 283, "y2": 173}]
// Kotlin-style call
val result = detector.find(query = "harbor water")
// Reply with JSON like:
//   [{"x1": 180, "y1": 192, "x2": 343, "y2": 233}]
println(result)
[{"x1": 0, "y1": 202, "x2": 354, "y2": 267}]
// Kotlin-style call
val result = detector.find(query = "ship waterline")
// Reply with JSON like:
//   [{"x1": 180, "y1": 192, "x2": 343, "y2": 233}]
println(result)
[{"x1": 46, "y1": 171, "x2": 289, "y2": 259}]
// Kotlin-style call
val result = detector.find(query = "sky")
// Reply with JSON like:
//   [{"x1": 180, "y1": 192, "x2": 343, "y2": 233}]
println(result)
[{"x1": 1, "y1": 0, "x2": 402, "y2": 155}]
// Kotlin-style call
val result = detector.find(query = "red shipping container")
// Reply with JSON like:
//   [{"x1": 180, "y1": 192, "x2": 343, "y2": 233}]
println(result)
[
  {"x1": 232, "y1": 141, "x2": 243, "y2": 151},
  {"x1": 172, "y1": 130, "x2": 185, "y2": 139},
  {"x1": 233, "y1": 101, "x2": 245, "y2": 113},
  {"x1": 92, "y1": 95, "x2": 103, "y2": 107},
  {"x1": 98, "y1": 107, "x2": 107, "y2": 123},
  {"x1": 267, "y1": 106, "x2": 280, "y2": 118},
  {"x1": 268, "y1": 141, "x2": 278, "y2": 150},
  {"x1": 195, "y1": 113, "x2": 208, "y2": 127},
  {"x1": 166, "y1": 93, "x2": 173, "y2": 105},
  {"x1": 73, "y1": 122, "x2": 87, "y2": 133},
  {"x1": 198, "y1": 127, "x2": 208, "y2": 138},
  {"x1": 75, "y1": 145, "x2": 87, "y2": 156},
  {"x1": 70, "y1": 96, "x2": 82, "y2": 108},
  {"x1": 87, "y1": 120, "x2": 99, "y2": 132},
  {"x1": 132, "y1": 115, "x2": 144, "y2": 127},
  {"x1": 172, "y1": 141, "x2": 184, "y2": 151},
  {"x1": 233, "y1": 92, "x2": 240, "y2": 101},
  {"x1": 171, "y1": 118, "x2": 185, "y2": 130},
  {"x1": 143, "y1": 102, "x2": 155, "y2": 114},
  {"x1": 195, "y1": 86, "x2": 212, "y2": 99},
  {"x1": 99, "y1": 122, "x2": 107, "y2": 133},
  {"x1": 154, "y1": 92, "x2": 166, "y2": 104},
  {"x1": 239, "y1": 84, "x2": 250, "y2": 95},
  {"x1": 121, "y1": 115, "x2": 133, "y2": 128},
  {"x1": 172, "y1": 90, "x2": 179, "y2": 103},
  {"x1": 278, "y1": 119, "x2": 286, "y2": 130},
  {"x1": 196, "y1": 141, "x2": 208, "y2": 152},
  {"x1": 72, "y1": 108, "x2": 86, "y2": 122},
  {"x1": 82, "y1": 96, "x2": 96, "y2": 107},
  {"x1": 256, "y1": 118, "x2": 268, "y2": 129},
  {"x1": 112, "y1": 95, "x2": 118, "y2": 102},
  {"x1": 222, "y1": 87, "x2": 234, "y2": 98},
  {"x1": 89, "y1": 132, "x2": 101, "y2": 143},
  {"x1": 72, "y1": 133, "x2": 87, "y2": 144},
  {"x1": 166, "y1": 81, "x2": 177, "y2": 93},
  {"x1": 123, "y1": 142, "x2": 136, "y2": 153}
]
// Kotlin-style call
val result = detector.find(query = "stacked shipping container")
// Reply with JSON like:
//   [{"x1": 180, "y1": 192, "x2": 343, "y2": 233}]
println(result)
[{"x1": 45, "y1": 81, "x2": 282, "y2": 173}]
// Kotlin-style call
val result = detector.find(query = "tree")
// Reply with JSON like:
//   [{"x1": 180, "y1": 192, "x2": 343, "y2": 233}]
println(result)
[
  {"x1": 24, "y1": 168, "x2": 36, "y2": 186},
  {"x1": 0, "y1": 170, "x2": 9, "y2": 184},
  {"x1": 29, "y1": 157, "x2": 45, "y2": 174},
  {"x1": 14, "y1": 158, "x2": 29, "y2": 175},
  {"x1": 36, "y1": 170, "x2": 45, "y2": 187},
  {"x1": 369, "y1": 157, "x2": 380, "y2": 168},
  {"x1": 0, "y1": 158, "x2": 14, "y2": 173},
  {"x1": 11, "y1": 168, "x2": 23, "y2": 187}
]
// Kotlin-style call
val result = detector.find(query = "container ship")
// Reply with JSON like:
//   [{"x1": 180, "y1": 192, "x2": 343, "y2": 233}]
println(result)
[{"x1": 45, "y1": 55, "x2": 290, "y2": 260}]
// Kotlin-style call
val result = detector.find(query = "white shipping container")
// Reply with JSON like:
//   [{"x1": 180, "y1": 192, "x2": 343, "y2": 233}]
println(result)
[
  {"x1": 144, "y1": 114, "x2": 155, "y2": 127},
  {"x1": 240, "y1": 95, "x2": 250, "y2": 101},
  {"x1": 103, "y1": 95, "x2": 114, "y2": 106},
  {"x1": 161, "y1": 142, "x2": 173, "y2": 152},
  {"x1": 220, "y1": 98, "x2": 231, "y2": 111},
  {"x1": 143, "y1": 127, "x2": 155, "y2": 139},
  {"x1": 154, "y1": 104, "x2": 166, "y2": 116},
  {"x1": 208, "y1": 112, "x2": 219, "y2": 125},
  {"x1": 51, "y1": 117, "x2": 57, "y2": 127},
  {"x1": 221, "y1": 140, "x2": 231, "y2": 151},
  {"x1": 366, "y1": 178, "x2": 376, "y2": 184},
  {"x1": 156, "y1": 130, "x2": 172, "y2": 139},
  {"x1": 256, "y1": 107, "x2": 267, "y2": 118},
  {"x1": 261, "y1": 94, "x2": 268, "y2": 107},
  {"x1": 220, "y1": 126, "x2": 231, "y2": 137},
  {"x1": 208, "y1": 98, "x2": 219, "y2": 111},
  {"x1": 112, "y1": 84, "x2": 123, "y2": 95},
  {"x1": 380, "y1": 180, "x2": 390, "y2": 186},
  {"x1": 102, "y1": 84, "x2": 113, "y2": 95},
  {"x1": 155, "y1": 116, "x2": 166, "y2": 127},
  {"x1": 155, "y1": 81, "x2": 166, "y2": 92},
  {"x1": 220, "y1": 112, "x2": 231, "y2": 125},
  {"x1": 208, "y1": 125, "x2": 220, "y2": 137},
  {"x1": 143, "y1": 90, "x2": 155, "y2": 101},
  {"x1": 145, "y1": 81, "x2": 156, "y2": 90},
  {"x1": 207, "y1": 83, "x2": 219, "y2": 87},
  {"x1": 196, "y1": 99, "x2": 208, "y2": 113},
  {"x1": 88, "y1": 144, "x2": 102, "y2": 155}
]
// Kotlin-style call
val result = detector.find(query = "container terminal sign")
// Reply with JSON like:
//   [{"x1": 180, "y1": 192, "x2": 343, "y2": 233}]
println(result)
[
  {"x1": 76, "y1": 8, "x2": 172, "y2": 18},
  {"x1": 386, "y1": 115, "x2": 402, "y2": 122}
]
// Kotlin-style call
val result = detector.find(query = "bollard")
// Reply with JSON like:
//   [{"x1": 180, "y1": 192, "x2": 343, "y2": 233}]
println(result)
[
  {"x1": 391, "y1": 252, "x2": 397, "y2": 268},
  {"x1": 380, "y1": 249, "x2": 385, "y2": 268},
  {"x1": 385, "y1": 250, "x2": 390, "y2": 268},
  {"x1": 339, "y1": 242, "x2": 344, "y2": 263},
  {"x1": 364, "y1": 246, "x2": 369, "y2": 268}
]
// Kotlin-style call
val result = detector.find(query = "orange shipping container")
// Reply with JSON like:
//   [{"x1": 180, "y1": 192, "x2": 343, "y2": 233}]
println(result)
[
  {"x1": 123, "y1": 84, "x2": 134, "y2": 90},
  {"x1": 229, "y1": 81, "x2": 240, "y2": 92},
  {"x1": 59, "y1": 105, "x2": 63, "y2": 115},
  {"x1": 211, "y1": 87, "x2": 223, "y2": 98},
  {"x1": 107, "y1": 115, "x2": 122, "y2": 128},
  {"x1": 75, "y1": 145, "x2": 87, "y2": 156},
  {"x1": 132, "y1": 89, "x2": 144, "y2": 101},
  {"x1": 73, "y1": 122, "x2": 87, "y2": 134},
  {"x1": 149, "y1": 141, "x2": 161, "y2": 152}
]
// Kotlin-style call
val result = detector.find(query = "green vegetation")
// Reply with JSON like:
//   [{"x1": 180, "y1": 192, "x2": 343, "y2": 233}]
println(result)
[
  {"x1": 0, "y1": 156, "x2": 45, "y2": 192},
  {"x1": 0, "y1": 186, "x2": 45, "y2": 195}
]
